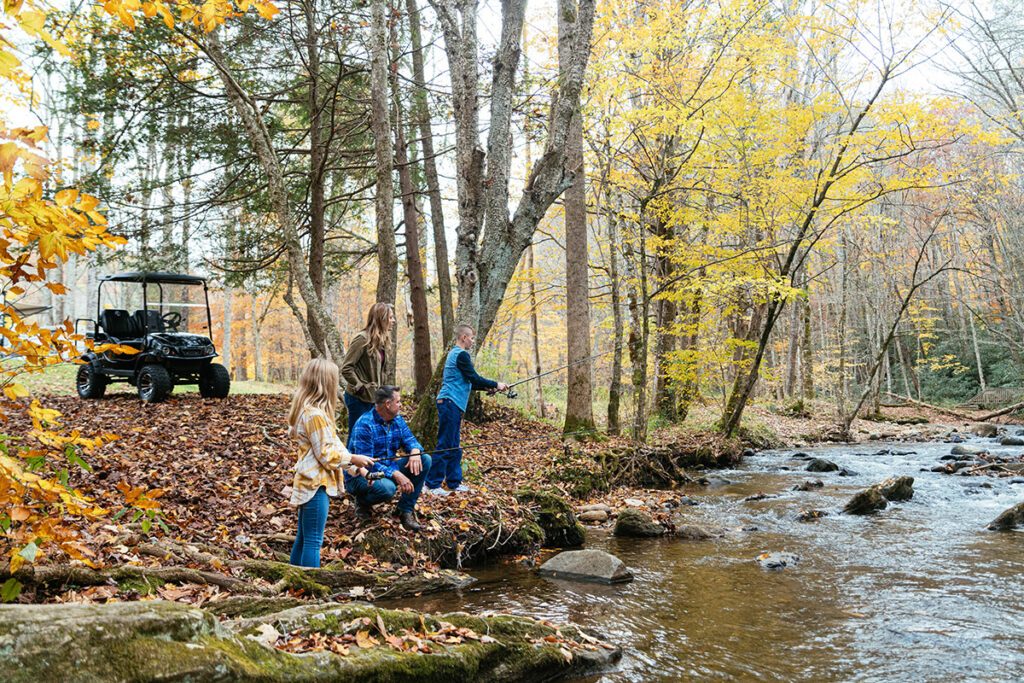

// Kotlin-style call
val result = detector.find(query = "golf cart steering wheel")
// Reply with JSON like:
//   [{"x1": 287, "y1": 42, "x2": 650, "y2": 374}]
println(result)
[{"x1": 161, "y1": 311, "x2": 182, "y2": 331}]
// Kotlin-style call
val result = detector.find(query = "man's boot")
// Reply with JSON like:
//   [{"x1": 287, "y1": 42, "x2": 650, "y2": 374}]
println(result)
[
  {"x1": 397, "y1": 510, "x2": 421, "y2": 532},
  {"x1": 354, "y1": 503, "x2": 373, "y2": 523}
]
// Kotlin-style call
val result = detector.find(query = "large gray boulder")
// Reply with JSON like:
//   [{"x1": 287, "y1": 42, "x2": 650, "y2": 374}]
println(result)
[
  {"x1": 1002, "y1": 436, "x2": 1024, "y2": 446},
  {"x1": 0, "y1": 600, "x2": 622, "y2": 682},
  {"x1": 987, "y1": 502, "x2": 1024, "y2": 531},
  {"x1": 806, "y1": 458, "x2": 839, "y2": 473},
  {"x1": 969, "y1": 423, "x2": 998, "y2": 438},
  {"x1": 951, "y1": 444, "x2": 987, "y2": 456},
  {"x1": 539, "y1": 549, "x2": 634, "y2": 584},
  {"x1": 613, "y1": 509, "x2": 664, "y2": 537}
]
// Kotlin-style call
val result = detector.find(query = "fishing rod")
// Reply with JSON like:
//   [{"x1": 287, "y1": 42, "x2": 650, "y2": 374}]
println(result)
[
  {"x1": 487, "y1": 342, "x2": 633, "y2": 399},
  {"x1": 354, "y1": 427, "x2": 608, "y2": 466}
]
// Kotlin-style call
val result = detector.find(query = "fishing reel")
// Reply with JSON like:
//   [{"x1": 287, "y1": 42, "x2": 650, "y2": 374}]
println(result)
[{"x1": 487, "y1": 387, "x2": 518, "y2": 399}]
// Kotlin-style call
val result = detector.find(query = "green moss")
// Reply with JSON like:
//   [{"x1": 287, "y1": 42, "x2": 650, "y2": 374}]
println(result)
[
  {"x1": 515, "y1": 521, "x2": 545, "y2": 546},
  {"x1": 279, "y1": 568, "x2": 329, "y2": 598},
  {"x1": 116, "y1": 574, "x2": 165, "y2": 595},
  {"x1": 514, "y1": 488, "x2": 585, "y2": 547}
]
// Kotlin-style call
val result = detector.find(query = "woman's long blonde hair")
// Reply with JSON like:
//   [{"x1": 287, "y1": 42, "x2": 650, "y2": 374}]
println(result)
[
  {"x1": 288, "y1": 358, "x2": 339, "y2": 430},
  {"x1": 363, "y1": 302, "x2": 393, "y2": 353}
]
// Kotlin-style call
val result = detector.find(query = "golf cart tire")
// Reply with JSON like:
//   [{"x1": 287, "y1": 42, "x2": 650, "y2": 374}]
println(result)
[
  {"x1": 76, "y1": 364, "x2": 107, "y2": 399},
  {"x1": 137, "y1": 364, "x2": 172, "y2": 403},
  {"x1": 200, "y1": 363, "x2": 230, "y2": 398}
]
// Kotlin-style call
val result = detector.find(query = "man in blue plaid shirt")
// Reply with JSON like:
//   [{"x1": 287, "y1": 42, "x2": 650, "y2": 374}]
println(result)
[{"x1": 345, "y1": 385, "x2": 431, "y2": 531}]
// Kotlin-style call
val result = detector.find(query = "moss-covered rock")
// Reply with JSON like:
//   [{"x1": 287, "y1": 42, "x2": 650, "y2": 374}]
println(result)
[
  {"x1": 613, "y1": 509, "x2": 665, "y2": 538},
  {"x1": 515, "y1": 488, "x2": 586, "y2": 548},
  {"x1": 0, "y1": 600, "x2": 622, "y2": 682}
]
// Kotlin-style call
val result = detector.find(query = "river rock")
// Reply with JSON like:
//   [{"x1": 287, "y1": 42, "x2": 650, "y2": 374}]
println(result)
[
  {"x1": 792, "y1": 452, "x2": 811, "y2": 459},
  {"x1": 613, "y1": 509, "x2": 665, "y2": 537},
  {"x1": 987, "y1": 502, "x2": 1024, "y2": 531},
  {"x1": 1002, "y1": 436, "x2": 1024, "y2": 446},
  {"x1": 673, "y1": 523, "x2": 720, "y2": 540},
  {"x1": 837, "y1": 467, "x2": 859, "y2": 477},
  {"x1": 539, "y1": 549, "x2": 634, "y2": 583},
  {"x1": 970, "y1": 423, "x2": 999, "y2": 438},
  {"x1": 1011, "y1": 478, "x2": 1024, "y2": 485},
  {"x1": 806, "y1": 458, "x2": 839, "y2": 473},
  {"x1": 679, "y1": 496, "x2": 700, "y2": 505},
  {"x1": 796, "y1": 509, "x2": 828, "y2": 522},
  {"x1": 514, "y1": 489, "x2": 586, "y2": 548},
  {"x1": 951, "y1": 444, "x2": 987, "y2": 456},
  {"x1": 843, "y1": 486, "x2": 888, "y2": 515},
  {"x1": 578, "y1": 503, "x2": 611, "y2": 513},
  {"x1": 623, "y1": 498, "x2": 646, "y2": 507},
  {"x1": 578, "y1": 509, "x2": 608, "y2": 523},
  {"x1": 878, "y1": 476, "x2": 914, "y2": 501},
  {"x1": 756, "y1": 552, "x2": 798, "y2": 569},
  {"x1": 793, "y1": 479, "x2": 824, "y2": 491}
]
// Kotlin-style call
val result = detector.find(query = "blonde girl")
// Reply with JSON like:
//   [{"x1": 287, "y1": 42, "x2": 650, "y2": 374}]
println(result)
[
  {"x1": 288, "y1": 358, "x2": 373, "y2": 567},
  {"x1": 340, "y1": 303, "x2": 395, "y2": 446}
]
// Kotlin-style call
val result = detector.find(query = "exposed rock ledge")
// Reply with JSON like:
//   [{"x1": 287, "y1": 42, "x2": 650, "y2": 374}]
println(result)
[{"x1": 0, "y1": 599, "x2": 621, "y2": 682}]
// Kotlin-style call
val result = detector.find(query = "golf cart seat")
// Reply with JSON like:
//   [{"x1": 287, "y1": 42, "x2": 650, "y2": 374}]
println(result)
[
  {"x1": 99, "y1": 309, "x2": 144, "y2": 347},
  {"x1": 132, "y1": 309, "x2": 165, "y2": 334}
]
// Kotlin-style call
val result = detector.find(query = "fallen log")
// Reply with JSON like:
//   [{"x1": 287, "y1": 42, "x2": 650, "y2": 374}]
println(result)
[
  {"x1": 1, "y1": 563, "x2": 252, "y2": 592},
  {"x1": 881, "y1": 393, "x2": 972, "y2": 420},
  {"x1": 976, "y1": 401, "x2": 1024, "y2": 422}
]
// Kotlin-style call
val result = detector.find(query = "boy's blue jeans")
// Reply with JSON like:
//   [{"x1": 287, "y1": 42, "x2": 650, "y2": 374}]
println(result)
[
  {"x1": 345, "y1": 453, "x2": 433, "y2": 513},
  {"x1": 343, "y1": 392, "x2": 373, "y2": 450},
  {"x1": 426, "y1": 398, "x2": 463, "y2": 489},
  {"x1": 290, "y1": 486, "x2": 329, "y2": 568}
]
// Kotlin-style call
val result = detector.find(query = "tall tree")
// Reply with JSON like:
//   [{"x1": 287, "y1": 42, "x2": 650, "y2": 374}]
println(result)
[{"x1": 560, "y1": 0, "x2": 595, "y2": 435}]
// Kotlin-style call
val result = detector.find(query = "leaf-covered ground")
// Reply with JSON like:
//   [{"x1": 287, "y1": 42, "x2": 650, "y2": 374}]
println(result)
[{"x1": 4, "y1": 390, "x2": 974, "y2": 606}]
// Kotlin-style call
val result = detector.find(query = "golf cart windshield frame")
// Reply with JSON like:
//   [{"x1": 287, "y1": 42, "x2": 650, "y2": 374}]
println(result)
[{"x1": 96, "y1": 272, "x2": 213, "y2": 335}]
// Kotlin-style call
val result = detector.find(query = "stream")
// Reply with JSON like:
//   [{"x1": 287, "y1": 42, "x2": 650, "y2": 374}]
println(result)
[{"x1": 385, "y1": 431, "x2": 1024, "y2": 681}]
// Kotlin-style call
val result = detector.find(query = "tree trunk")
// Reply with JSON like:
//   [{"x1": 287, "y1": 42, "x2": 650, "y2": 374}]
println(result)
[
  {"x1": 560, "y1": 0, "x2": 595, "y2": 435},
  {"x1": 203, "y1": 31, "x2": 346, "y2": 362},
  {"x1": 407, "y1": 0, "x2": 454, "y2": 346},
  {"x1": 371, "y1": 0, "x2": 397, "y2": 309},
  {"x1": 394, "y1": 90, "x2": 433, "y2": 397},
  {"x1": 528, "y1": 243, "x2": 545, "y2": 419},
  {"x1": 305, "y1": 0, "x2": 328, "y2": 356},
  {"x1": 222, "y1": 286, "x2": 233, "y2": 375},
  {"x1": 606, "y1": 200, "x2": 622, "y2": 435}
]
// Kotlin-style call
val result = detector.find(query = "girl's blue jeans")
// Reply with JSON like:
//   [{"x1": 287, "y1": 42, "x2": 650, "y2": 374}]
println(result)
[
  {"x1": 290, "y1": 486, "x2": 329, "y2": 568},
  {"x1": 344, "y1": 392, "x2": 373, "y2": 449}
]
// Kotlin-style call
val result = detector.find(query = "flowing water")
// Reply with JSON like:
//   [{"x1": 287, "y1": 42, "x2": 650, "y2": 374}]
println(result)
[{"x1": 387, "y1": 432, "x2": 1024, "y2": 681}]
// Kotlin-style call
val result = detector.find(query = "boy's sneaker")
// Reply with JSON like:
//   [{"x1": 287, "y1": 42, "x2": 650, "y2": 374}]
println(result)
[
  {"x1": 453, "y1": 484, "x2": 472, "y2": 493},
  {"x1": 425, "y1": 487, "x2": 450, "y2": 497}
]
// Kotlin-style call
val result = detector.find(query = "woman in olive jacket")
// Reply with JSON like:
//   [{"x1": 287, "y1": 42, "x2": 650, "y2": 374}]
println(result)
[{"x1": 340, "y1": 303, "x2": 394, "y2": 447}]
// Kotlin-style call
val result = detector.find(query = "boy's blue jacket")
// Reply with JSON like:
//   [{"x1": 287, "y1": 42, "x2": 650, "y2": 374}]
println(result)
[
  {"x1": 346, "y1": 408, "x2": 423, "y2": 480},
  {"x1": 436, "y1": 346, "x2": 497, "y2": 411}
]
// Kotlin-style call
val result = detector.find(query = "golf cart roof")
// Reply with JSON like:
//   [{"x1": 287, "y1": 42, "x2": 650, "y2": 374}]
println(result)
[{"x1": 100, "y1": 272, "x2": 206, "y2": 285}]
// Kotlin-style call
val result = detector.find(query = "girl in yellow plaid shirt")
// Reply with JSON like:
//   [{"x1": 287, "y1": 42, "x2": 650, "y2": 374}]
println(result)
[{"x1": 287, "y1": 359, "x2": 373, "y2": 567}]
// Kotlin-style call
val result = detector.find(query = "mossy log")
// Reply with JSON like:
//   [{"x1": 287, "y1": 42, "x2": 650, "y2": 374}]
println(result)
[
  {"x1": 0, "y1": 600, "x2": 622, "y2": 682},
  {"x1": 3, "y1": 554, "x2": 474, "y2": 602}
]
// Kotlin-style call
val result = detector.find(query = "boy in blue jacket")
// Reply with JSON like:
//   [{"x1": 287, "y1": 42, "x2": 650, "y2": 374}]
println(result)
[{"x1": 425, "y1": 324, "x2": 508, "y2": 496}]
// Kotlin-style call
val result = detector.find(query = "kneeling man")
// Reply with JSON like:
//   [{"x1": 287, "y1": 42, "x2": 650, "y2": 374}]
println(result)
[{"x1": 346, "y1": 385, "x2": 431, "y2": 531}]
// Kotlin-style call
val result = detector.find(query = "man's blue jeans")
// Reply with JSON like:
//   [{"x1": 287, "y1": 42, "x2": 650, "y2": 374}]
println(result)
[
  {"x1": 290, "y1": 486, "x2": 329, "y2": 568},
  {"x1": 426, "y1": 398, "x2": 463, "y2": 489},
  {"x1": 343, "y1": 392, "x2": 373, "y2": 450},
  {"x1": 345, "y1": 453, "x2": 432, "y2": 513}
]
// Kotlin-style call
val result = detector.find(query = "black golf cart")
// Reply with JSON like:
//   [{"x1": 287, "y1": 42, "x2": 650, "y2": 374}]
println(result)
[{"x1": 74, "y1": 272, "x2": 230, "y2": 402}]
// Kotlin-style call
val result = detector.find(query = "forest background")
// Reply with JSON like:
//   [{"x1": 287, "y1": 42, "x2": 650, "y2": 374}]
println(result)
[{"x1": 9, "y1": 0, "x2": 1024, "y2": 446}]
